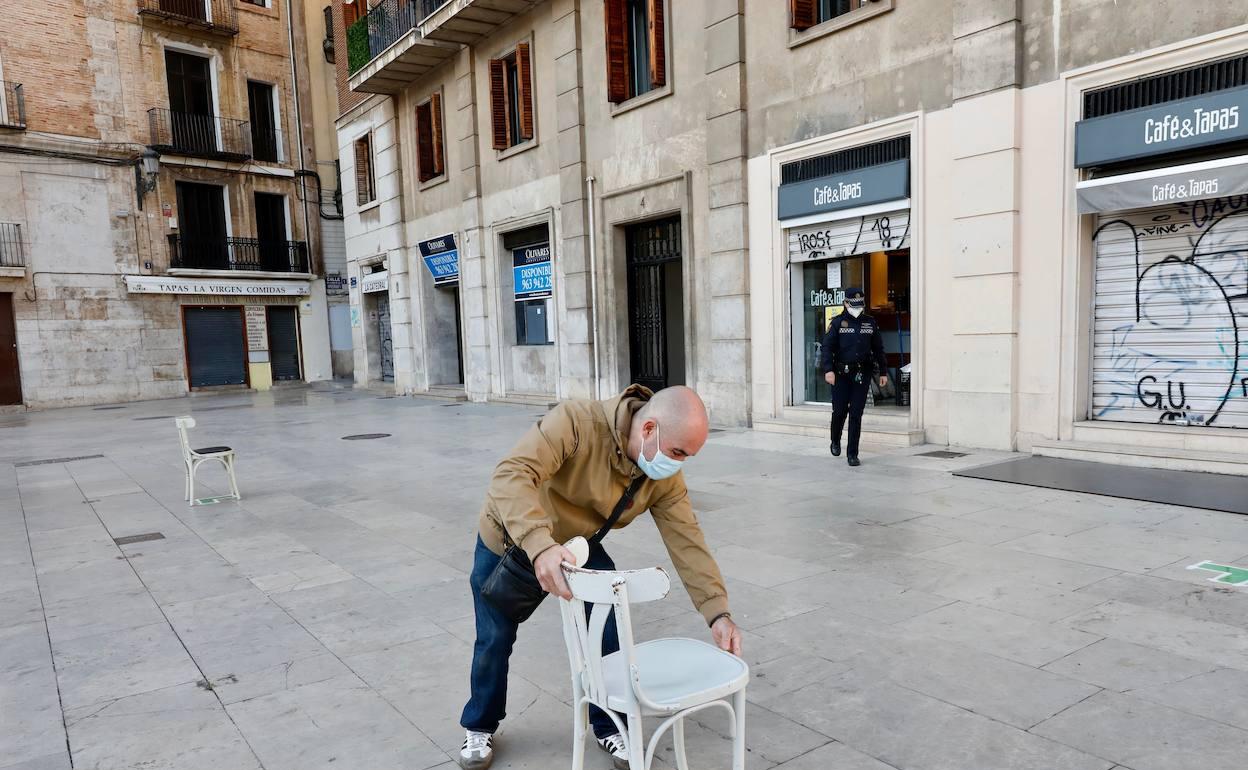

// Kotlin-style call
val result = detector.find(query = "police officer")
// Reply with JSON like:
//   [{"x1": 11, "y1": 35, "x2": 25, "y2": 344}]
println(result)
[{"x1": 819, "y1": 288, "x2": 888, "y2": 467}]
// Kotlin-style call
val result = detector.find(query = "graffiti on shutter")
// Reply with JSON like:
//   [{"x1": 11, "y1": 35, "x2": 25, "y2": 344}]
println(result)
[{"x1": 1092, "y1": 198, "x2": 1248, "y2": 428}]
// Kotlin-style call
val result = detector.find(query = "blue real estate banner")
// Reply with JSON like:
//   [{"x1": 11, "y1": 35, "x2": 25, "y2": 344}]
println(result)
[
  {"x1": 512, "y1": 243, "x2": 552, "y2": 300},
  {"x1": 419, "y1": 234, "x2": 459, "y2": 285}
]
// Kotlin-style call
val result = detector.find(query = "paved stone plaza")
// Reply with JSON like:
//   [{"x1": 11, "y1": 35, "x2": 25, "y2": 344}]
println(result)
[{"x1": 3, "y1": 385, "x2": 1248, "y2": 770}]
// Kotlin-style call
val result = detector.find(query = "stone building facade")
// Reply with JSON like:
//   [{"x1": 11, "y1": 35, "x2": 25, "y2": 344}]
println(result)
[
  {"x1": 0, "y1": 0, "x2": 334, "y2": 408},
  {"x1": 334, "y1": 0, "x2": 1248, "y2": 471}
]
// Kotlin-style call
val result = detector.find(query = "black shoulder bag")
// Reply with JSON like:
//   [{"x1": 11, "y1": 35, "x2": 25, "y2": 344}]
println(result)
[{"x1": 482, "y1": 475, "x2": 646, "y2": 624}]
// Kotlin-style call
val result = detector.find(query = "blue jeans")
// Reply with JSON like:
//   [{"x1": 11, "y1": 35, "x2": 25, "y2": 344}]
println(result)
[{"x1": 460, "y1": 535, "x2": 621, "y2": 739}]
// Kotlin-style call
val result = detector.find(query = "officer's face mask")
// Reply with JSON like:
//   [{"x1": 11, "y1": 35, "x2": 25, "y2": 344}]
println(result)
[
  {"x1": 637, "y1": 423, "x2": 683, "y2": 480},
  {"x1": 845, "y1": 298, "x2": 865, "y2": 318}
]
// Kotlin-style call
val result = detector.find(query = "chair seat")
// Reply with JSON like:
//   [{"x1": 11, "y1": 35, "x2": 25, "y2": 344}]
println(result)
[
  {"x1": 194, "y1": 446, "x2": 233, "y2": 455},
  {"x1": 602, "y1": 637, "x2": 749, "y2": 713}
]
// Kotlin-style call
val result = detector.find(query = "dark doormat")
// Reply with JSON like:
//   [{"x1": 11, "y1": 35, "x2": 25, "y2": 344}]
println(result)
[{"x1": 955, "y1": 456, "x2": 1248, "y2": 515}]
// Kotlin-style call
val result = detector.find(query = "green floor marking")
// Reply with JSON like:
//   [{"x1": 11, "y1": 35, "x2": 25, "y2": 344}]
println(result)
[
  {"x1": 193, "y1": 495, "x2": 233, "y2": 505},
  {"x1": 1188, "y1": 561, "x2": 1248, "y2": 586}
]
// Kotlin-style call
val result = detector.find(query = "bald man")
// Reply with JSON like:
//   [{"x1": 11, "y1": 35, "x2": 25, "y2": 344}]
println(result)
[{"x1": 458, "y1": 385, "x2": 740, "y2": 770}]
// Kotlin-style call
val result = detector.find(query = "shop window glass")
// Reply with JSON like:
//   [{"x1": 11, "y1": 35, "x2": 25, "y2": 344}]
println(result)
[{"x1": 515, "y1": 298, "x2": 553, "y2": 346}]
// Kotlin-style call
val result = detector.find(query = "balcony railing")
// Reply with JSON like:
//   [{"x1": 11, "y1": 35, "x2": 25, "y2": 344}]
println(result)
[
  {"x1": 0, "y1": 223, "x2": 24, "y2": 268},
  {"x1": 0, "y1": 82, "x2": 26, "y2": 130},
  {"x1": 137, "y1": 0, "x2": 239, "y2": 35},
  {"x1": 169, "y1": 235, "x2": 310, "y2": 274},
  {"x1": 347, "y1": 0, "x2": 445, "y2": 74},
  {"x1": 148, "y1": 108, "x2": 252, "y2": 161}
]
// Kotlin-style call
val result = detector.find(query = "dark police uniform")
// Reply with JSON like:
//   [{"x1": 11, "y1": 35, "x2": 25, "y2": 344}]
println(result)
[{"x1": 819, "y1": 288, "x2": 888, "y2": 466}]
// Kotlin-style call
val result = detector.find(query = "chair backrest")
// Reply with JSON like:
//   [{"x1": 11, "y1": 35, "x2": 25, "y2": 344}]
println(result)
[
  {"x1": 558, "y1": 564, "x2": 671, "y2": 713},
  {"x1": 174, "y1": 416, "x2": 195, "y2": 457}
]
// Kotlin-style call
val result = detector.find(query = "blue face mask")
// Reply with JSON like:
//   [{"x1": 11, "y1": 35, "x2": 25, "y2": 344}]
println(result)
[{"x1": 637, "y1": 425, "x2": 683, "y2": 480}]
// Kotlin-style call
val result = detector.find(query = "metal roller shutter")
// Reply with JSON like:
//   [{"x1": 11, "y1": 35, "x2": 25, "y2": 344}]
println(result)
[
  {"x1": 266, "y1": 306, "x2": 301, "y2": 381},
  {"x1": 1092, "y1": 200, "x2": 1248, "y2": 428},
  {"x1": 184, "y1": 307, "x2": 246, "y2": 387}
]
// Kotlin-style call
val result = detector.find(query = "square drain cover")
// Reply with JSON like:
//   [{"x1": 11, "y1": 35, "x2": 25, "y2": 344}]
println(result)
[
  {"x1": 917, "y1": 450, "x2": 969, "y2": 459},
  {"x1": 114, "y1": 532, "x2": 165, "y2": 545}
]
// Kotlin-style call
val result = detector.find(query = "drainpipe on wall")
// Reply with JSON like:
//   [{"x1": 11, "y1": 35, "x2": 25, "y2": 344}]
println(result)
[{"x1": 585, "y1": 175, "x2": 601, "y2": 399}]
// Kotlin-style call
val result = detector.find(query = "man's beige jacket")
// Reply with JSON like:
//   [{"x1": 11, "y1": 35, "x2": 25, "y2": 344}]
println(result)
[{"x1": 478, "y1": 385, "x2": 730, "y2": 625}]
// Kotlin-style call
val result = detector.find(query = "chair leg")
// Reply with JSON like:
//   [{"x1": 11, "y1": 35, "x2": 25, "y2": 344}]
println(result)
[
  {"x1": 188, "y1": 459, "x2": 198, "y2": 505},
  {"x1": 627, "y1": 714, "x2": 645, "y2": 770},
  {"x1": 226, "y1": 456, "x2": 240, "y2": 499},
  {"x1": 732, "y1": 690, "x2": 746, "y2": 770},
  {"x1": 673, "y1": 717, "x2": 690, "y2": 770},
  {"x1": 183, "y1": 460, "x2": 191, "y2": 502},
  {"x1": 571, "y1": 700, "x2": 587, "y2": 770}
]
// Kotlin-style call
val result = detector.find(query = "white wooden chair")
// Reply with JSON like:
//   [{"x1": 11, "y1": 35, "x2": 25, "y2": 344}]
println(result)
[
  {"x1": 558, "y1": 562, "x2": 749, "y2": 770},
  {"x1": 175, "y1": 416, "x2": 239, "y2": 504}
]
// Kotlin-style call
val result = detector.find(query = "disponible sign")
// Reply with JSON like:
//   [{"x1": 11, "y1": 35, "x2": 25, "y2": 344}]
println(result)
[
  {"x1": 419, "y1": 234, "x2": 459, "y2": 285},
  {"x1": 513, "y1": 244, "x2": 552, "y2": 300},
  {"x1": 1075, "y1": 85, "x2": 1248, "y2": 168},
  {"x1": 778, "y1": 160, "x2": 909, "y2": 220},
  {"x1": 1076, "y1": 155, "x2": 1248, "y2": 213},
  {"x1": 124, "y1": 276, "x2": 310, "y2": 296}
]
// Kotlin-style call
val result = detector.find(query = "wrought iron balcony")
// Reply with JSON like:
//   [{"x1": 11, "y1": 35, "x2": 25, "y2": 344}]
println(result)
[
  {"x1": 148, "y1": 108, "x2": 251, "y2": 161},
  {"x1": 169, "y1": 235, "x2": 310, "y2": 274},
  {"x1": 346, "y1": 0, "x2": 458, "y2": 94},
  {"x1": 250, "y1": 124, "x2": 285, "y2": 164},
  {"x1": 0, "y1": 82, "x2": 25, "y2": 130},
  {"x1": 138, "y1": 0, "x2": 238, "y2": 35},
  {"x1": 0, "y1": 223, "x2": 24, "y2": 268}
]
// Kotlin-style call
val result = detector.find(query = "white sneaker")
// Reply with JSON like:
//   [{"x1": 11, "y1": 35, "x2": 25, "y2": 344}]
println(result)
[
  {"x1": 459, "y1": 730, "x2": 494, "y2": 770},
  {"x1": 596, "y1": 733, "x2": 630, "y2": 770}
]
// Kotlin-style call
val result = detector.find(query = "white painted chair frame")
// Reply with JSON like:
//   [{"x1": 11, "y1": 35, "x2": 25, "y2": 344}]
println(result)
[
  {"x1": 558, "y1": 563, "x2": 748, "y2": 770},
  {"x1": 175, "y1": 416, "x2": 240, "y2": 504}
]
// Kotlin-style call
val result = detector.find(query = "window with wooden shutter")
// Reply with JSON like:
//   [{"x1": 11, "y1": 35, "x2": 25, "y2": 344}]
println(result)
[
  {"x1": 415, "y1": 102, "x2": 434, "y2": 183},
  {"x1": 790, "y1": 0, "x2": 816, "y2": 30},
  {"x1": 516, "y1": 43, "x2": 534, "y2": 141},
  {"x1": 604, "y1": 0, "x2": 629, "y2": 103},
  {"x1": 488, "y1": 58, "x2": 509, "y2": 150},
  {"x1": 430, "y1": 92, "x2": 444, "y2": 177},
  {"x1": 353, "y1": 135, "x2": 374, "y2": 205},
  {"x1": 647, "y1": 0, "x2": 665, "y2": 89}
]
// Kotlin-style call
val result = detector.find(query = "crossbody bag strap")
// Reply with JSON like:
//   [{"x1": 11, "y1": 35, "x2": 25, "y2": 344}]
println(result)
[{"x1": 589, "y1": 475, "x2": 646, "y2": 545}]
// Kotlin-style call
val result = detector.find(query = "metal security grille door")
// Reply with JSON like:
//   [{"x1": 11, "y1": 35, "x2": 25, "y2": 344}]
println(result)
[
  {"x1": 184, "y1": 307, "x2": 247, "y2": 387},
  {"x1": 377, "y1": 293, "x2": 394, "y2": 382},
  {"x1": 266, "y1": 306, "x2": 301, "y2": 381},
  {"x1": 626, "y1": 217, "x2": 683, "y2": 392},
  {"x1": 1092, "y1": 200, "x2": 1248, "y2": 428}
]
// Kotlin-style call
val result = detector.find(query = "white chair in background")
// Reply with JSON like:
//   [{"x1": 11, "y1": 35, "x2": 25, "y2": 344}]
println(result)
[
  {"x1": 175, "y1": 416, "x2": 239, "y2": 504},
  {"x1": 558, "y1": 562, "x2": 749, "y2": 770}
]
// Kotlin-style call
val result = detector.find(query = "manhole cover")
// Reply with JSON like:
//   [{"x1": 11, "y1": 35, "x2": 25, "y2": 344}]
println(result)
[
  {"x1": 342, "y1": 433, "x2": 392, "y2": 440},
  {"x1": 133, "y1": 415, "x2": 176, "y2": 421},
  {"x1": 93, "y1": 405, "x2": 126, "y2": 411},
  {"x1": 917, "y1": 450, "x2": 969, "y2": 459},
  {"x1": 114, "y1": 532, "x2": 165, "y2": 545}
]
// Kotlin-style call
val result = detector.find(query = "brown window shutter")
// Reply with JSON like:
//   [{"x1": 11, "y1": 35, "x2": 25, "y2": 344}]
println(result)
[
  {"x1": 647, "y1": 0, "x2": 665, "y2": 89},
  {"x1": 790, "y1": 0, "x2": 816, "y2": 30},
  {"x1": 516, "y1": 43, "x2": 534, "y2": 140},
  {"x1": 430, "y1": 92, "x2": 445, "y2": 177},
  {"x1": 604, "y1": 0, "x2": 629, "y2": 103},
  {"x1": 415, "y1": 102, "x2": 434, "y2": 183},
  {"x1": 354, "y1": 136, "x2": 373, "y2": 205},
  {"x1": 488, "y1": 58, "x2": 509, "y2": 150}
]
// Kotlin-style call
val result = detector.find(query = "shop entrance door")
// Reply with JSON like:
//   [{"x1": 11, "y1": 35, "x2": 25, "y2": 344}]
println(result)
[
  {"x1": 266, "y1": 306, "x2": 301, "y2": 381},
  {"x1": 376, "y1": 293, "x2": 394, "y2": 382},
  {"x1": 0, "y1": 293, "x2": 21, "y2": 405},
  {"x1": 625, "y1": 217, "x2": 684, "y2": 392},
  {"x1": 184, "y1": 307, "x2": 246, "y2": 387}
]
